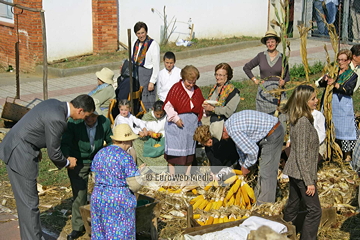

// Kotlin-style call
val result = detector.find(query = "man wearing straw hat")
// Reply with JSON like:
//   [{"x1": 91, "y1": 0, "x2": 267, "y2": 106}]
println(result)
[
  {"x1": 0, "y1": 94, "x2": 95, "y2": 240},
  {"x1": 88, "y1": 67, "x2": 116, "y2": 116},
  {"x1": 61, "y1": 110, "x2": 112, "y2": 240}
]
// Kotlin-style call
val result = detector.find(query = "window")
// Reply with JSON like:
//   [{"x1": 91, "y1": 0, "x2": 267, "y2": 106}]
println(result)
[{"x1": 0, "y1": 0, "x2": 13, "y2": 23}]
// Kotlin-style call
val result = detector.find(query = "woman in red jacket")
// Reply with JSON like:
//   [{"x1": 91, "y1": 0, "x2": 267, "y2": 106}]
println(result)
[{"x1": 163, "y1": 65, "x2": 205, "y2": 175}]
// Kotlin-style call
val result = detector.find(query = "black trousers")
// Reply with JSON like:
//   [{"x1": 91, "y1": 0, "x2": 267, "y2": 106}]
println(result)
[{"x1": 283, "y1": 177, "x2": 322, "y2": 240}]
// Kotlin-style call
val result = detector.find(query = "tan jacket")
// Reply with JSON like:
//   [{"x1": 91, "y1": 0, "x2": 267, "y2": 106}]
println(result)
[{"x1": 283, "y1": 116, "x2": 319, "y2": 186}]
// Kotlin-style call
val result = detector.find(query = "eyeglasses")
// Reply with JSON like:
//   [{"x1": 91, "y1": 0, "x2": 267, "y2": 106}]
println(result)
[
  {"x1": 214, "y1": 73, "x2": 227, "y2": 77},
  {"x1": 337, "y1": 58, "x2": 348, "y2": 62}
]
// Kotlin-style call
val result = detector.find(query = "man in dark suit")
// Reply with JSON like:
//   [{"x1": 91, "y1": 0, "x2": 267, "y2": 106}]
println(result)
[
  {"x1": 0, "y1": 94, "x2": 95, "y2": 240},
  {"x1": 61, "y1": 111, "x2": 112, "y2": 239}
]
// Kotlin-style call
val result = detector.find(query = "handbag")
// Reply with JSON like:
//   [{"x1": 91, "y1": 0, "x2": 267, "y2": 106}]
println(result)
[{"x1": 143, "y1": 137, "x2": 165, "y2": 158}]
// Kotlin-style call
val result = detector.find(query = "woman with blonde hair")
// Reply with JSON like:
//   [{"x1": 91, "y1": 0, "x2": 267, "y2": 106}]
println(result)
[
  {"x1": 163, "y1": 65, "x2": 205, "y2": 175},
  {"x1": 281, "y1": 85, "x2": 322, "y2": 240}
]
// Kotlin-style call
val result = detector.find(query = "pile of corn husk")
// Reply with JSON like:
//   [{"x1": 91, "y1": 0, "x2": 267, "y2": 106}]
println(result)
[{"x1": 139, "y1": 160, "x2": 359, "y2": 239}]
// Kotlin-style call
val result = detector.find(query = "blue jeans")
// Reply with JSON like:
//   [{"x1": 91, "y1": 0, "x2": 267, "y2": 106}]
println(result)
[
  {"x1": 326, "y1": 2, "x2": 338, "y2": 24},
  {"x1": 313, "y1": 0, "x2": 326, "y2": 35}
]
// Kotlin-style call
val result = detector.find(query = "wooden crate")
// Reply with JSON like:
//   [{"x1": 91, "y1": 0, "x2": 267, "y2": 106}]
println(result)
[
  {"x1": 80, "y1": 193, "x2": 159, "y2": 239},
  {"x1": 183, "y1": 207, "x2": 296, "y2": 240},
  {"x1": 1, "y1": 97, "x2": 31, "y2": 122}
]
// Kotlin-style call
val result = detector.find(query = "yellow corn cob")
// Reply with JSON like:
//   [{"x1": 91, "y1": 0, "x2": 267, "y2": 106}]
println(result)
[
  {"x1": 158, "y1": 187, "x2": 166, "y2": 192},
  {"x1": 219, "y1": 216, "x2": 224, "y2": 224},
  {"x1": 224, "y1": 175, "x2": 238, "y2": 185},
  {"x1": 193, "y1": 214, "x2": 201, "y2": 219},
  {"x1": 205, "y1": 216, "x2": 214, "y2": 225},
  {"x1": 190, "y1": 195, "x2": 204, "y2": 205},
  {"x1": 197, "y1": 220, "x2": 205, "y2": 226},
  {"x1": 193, "y1": 195, "x2": 205, "y2": 209},
  {"x1": 168, "y1": 189, "x2": 182, "y2": 194},
  {"x1": 204, "y1": 181, "x2": 214, "y2": 191},
  {"x1": 235, "y1": 188, "x2": 242, "y2": 206},
  {"x1": 213, "y1": 217, "x2": 219, "y2": 224},
  {"x1": 225, "y1": 178, "x2": 241, "y2": 200},
  {"x1": 227, "y1": 195, "x2": 235, "y2": 206},
  {"x1": 192, "y1": 188, "x2": 198, "y2": 195},
  {"x1": 224, "y1": 215, "x2": 230, "y2": 223},
  {"x1": 198, "y1": 199, "x2": 209, "y2": 210},
  {"x1": 232, "y1": 169, "x2": 243, "y2": 175},
  {"x1": 204, "y1": 200, "x2": 214, "y2": 212},
  {"x1": 241, "y1": 184, "x2": 250, "y2": 205},
  {"x1": 242, "y1": 183, "x2": 256, "y2": 203}
]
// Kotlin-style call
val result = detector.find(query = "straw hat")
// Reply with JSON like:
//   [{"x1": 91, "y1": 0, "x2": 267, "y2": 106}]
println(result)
[
  {"x1": 111, "y1": 124, "x2": 139, "y2": 142},
  {"x1": 261, "y1": 29, "x2": 281, "y2": 45},
  {"x1": 209, "y1": 120, "x2": 225, "y2": 141},
  {"x1": 96, "y1": 67, "x2": 114, "y2": 84}
]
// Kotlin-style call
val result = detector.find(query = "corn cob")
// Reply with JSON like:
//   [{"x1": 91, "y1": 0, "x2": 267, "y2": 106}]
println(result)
[
  {"x1": 193, "y1": 214, "x2": 201, "y2": 219},
  {"x1": 235, "y1": 187, "x2": 242, "y2": 206},
  {"x1": 192, "y1": 188, "x2": 198, "y2": 195},
  {"x1": 204, "y1": 200, "x2": 214, "y2": 212},
  {"x1": 205, "y1": 216, "x2": 214, "y2": 225},
  {"x1": 227, "y1": 195, "x2": 235, "y2": 206},
  {"x1": 232, "y1": 169, "x2": 243, "y2": 175},
  {"x1": 192, "y1": 195, "x2": 205, "y2": 209},
  {"x1": 198, "y1": 199, "x2": 209, "y2": 210},
  {"x1": 197, "y1": 220, "x2": 205, "y2": 226},
  {"x1": 204, "y1": 181, "x2": 214, "y2": 191},
  {"x1": 225, "y1": 178, "x2": 241, "y2": 200},
  {"x1": 242, "y1": 183, "x2": 256, "y2": 203},
  {"x1": 241, "y1": 184, "x2": 250, "y2": 205},
  {"x1": 190, "y1": 194, "x2": 204, "y2": 205},
  {"x1": 224, "y1": 175, "x2": 238, "y2": 185}
]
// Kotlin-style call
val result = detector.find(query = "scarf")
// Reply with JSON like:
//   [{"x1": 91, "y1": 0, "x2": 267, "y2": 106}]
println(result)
[
  {"x1": 88, "y1": 83, "x2": 109, "y2": 96},
  {"x1": 207, "y1": 82, "x2": 235, "y2": 106},
  {"x1": 337, "y1": 67, "x2": 355, "y2": 84},
  {"x1": 132, "y1": 35, "x2": 153, "y2": 66}
]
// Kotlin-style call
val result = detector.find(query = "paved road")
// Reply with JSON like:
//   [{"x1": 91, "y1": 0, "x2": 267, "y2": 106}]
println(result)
[{"x1": 0, "y1": 37, "x2": 349, "y2": 115}]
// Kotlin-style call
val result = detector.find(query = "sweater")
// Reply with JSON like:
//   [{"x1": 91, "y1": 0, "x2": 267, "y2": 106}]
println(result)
[
  {"x1": 163, "y1": 80, "x2": 205, "y2": 121},
  {"x1": 283, "y1": 116, "x2": 319, "y2": 186}
]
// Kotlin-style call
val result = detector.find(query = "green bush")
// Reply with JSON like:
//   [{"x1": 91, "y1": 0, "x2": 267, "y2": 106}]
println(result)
[{"x1": 290, "y1": 61, "x2": 325, "y2": 80}]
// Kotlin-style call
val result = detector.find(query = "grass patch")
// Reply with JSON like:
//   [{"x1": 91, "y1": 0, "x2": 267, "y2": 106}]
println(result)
[
  {"x1": 0, "y1": 149, "x2": 70, "y2": 187},
  {"x1": 48, "y1": 36, "x2": 259, "y2": 69}
]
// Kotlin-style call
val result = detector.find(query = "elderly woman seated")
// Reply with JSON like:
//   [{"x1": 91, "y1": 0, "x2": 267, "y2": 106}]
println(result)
[{"x1": 88, "y1": 67, "x2": 116, "y2": 116}]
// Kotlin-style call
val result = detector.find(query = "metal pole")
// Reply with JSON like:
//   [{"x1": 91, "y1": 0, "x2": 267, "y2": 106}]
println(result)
[
  {"x1": 15, "y1": 42, "x2": 19, "y2": 99},
  {"x1": 127, "y1": 29, "x2": 133, "y2": 114}
]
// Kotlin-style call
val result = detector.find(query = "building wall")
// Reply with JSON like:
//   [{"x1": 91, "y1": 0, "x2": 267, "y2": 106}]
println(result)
[
  {"x1": 43, "y1": 0, "x2": 93, "y2": 62},
  {"x1": 92, "y1": 0, "x2": 118, "y2": 53},
  {"x1": 0, "y1": 0, "x2": 43, "y2": 72},
  {"x1": 118, "y1": 0, "x2": 269, "y2": 46}
]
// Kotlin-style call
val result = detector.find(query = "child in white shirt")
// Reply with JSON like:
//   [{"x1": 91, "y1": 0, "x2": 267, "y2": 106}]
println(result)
[
  {"x1": 144, "y1": 100, "x2": 166, "y2": 136},
  {"x1": 114, "y1": 99, "x2": 148, "y2": 137},
  {"x1": 157, "y1": 52, "x2": 181, "y2": 101}
]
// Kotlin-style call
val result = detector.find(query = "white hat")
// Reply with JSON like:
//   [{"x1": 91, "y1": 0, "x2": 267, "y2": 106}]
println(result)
[
  {"x1": 96, "y1": 67, "x2": 114, "y2": 85},
  {"x1": 209, "y1": 120, "x2": 224, "y2": 141},
  {"x1": 111, "y1": 124, "x2": 139, "y2": 142}
]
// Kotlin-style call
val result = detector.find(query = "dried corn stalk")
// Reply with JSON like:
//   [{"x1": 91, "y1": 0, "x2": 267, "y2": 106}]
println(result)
[
  {"x1": 321, "y1": 21, "x2": 342, "y2": 162},
  {"x1": 270, "y1": 0, "x2": 291, "y2": 117}
]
